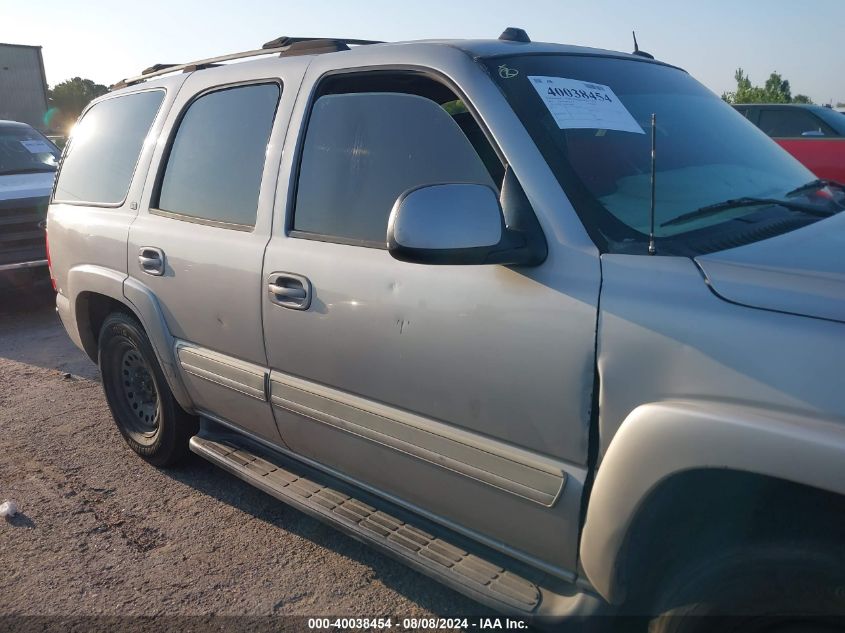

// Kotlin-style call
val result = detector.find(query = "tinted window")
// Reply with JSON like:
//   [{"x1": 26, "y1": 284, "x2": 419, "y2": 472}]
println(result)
[
  {"x1": 0, "y1": 124, "x2": 60, "y2": 175},
  {"x1": 758, "y1": 109, "x2": 834, "y2": 138},
  {"x1": 54, "y1": 91, "x2": 164, "y2": 204},
  {"x1": 157, "y1": 83, "x2": 279, "y2": 227},
  {"x1": 813, "y1": 107, "x2": 845, "y2": 135},
  {"x1": 294, "y1": 92, "x2": 495, "y2": 244}
]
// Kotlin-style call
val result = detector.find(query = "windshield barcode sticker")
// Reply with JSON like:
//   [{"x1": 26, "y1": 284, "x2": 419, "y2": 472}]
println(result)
[
  {"x1": 528, "y1": 76, "x2": 644, "y2": 134},
  {"x1": 19, "y1": 139, "x2": 54, "y2": 154}
]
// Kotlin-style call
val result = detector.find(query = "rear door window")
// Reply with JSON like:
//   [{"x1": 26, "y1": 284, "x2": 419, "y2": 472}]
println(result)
[
  {"x1": 155, "y1": 83, "x2": 280, "y2": 228},
  {"x1": 53, "y1": 90, "x2": 164, "y2": 205}
]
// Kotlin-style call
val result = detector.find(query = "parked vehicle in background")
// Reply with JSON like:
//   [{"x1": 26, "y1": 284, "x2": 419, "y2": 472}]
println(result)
[
  {"x1": 45, "y1": 134, "x2": 67, "y2": 150},
  {"x1": 0, "y1": 120, "x2": 60, "y2": 285},
  {"x1": 47, "y1": 30, "x2": 845, "y2": 631},
  {"x1": 735, "y1": 103, "x2": 845, "y2": 181}
]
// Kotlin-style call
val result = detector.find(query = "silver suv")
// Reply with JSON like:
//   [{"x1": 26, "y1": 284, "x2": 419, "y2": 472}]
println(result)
[{"x1": 47, "y1": 30, "x2": 845, "y2": 630}]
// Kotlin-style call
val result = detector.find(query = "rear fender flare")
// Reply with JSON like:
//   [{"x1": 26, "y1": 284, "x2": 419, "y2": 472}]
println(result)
[
  {"x1": 122, "y1": 276, "x2": 194, "y2": 411},
  {"x1": 65, "y1": 265, "x2": 194, "y2": 411}
]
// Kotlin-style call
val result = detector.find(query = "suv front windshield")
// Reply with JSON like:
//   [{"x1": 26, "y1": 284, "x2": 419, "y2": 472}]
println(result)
[
  {"x1": 0, "y1": 124, "x2": 61, "y2": 176},
  {"x1": 485, "y1": 54, "x2": 841, "y2": 256}
]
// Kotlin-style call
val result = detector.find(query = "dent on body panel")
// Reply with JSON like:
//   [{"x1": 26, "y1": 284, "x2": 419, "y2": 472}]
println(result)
[
  {"x1": 596, "y1": 254, "x2": 845, "y2": 458},
  {"x1": 390, "y1": 280, "x2": 409, "y2": 334}
]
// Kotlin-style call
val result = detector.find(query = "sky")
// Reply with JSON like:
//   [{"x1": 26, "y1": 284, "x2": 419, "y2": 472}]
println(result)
[{"x1": 3, "y1": 0, "x2": 844, "y2": 105}]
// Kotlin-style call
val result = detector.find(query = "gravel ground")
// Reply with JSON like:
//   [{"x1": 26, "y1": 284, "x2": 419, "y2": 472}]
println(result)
[{"x1": 0, "y1": 281, "x2": 487, "y2": 631}]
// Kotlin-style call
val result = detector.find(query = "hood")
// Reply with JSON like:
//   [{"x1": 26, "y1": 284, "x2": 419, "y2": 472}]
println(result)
[
  {"x1": 0, "y1": 171, "x2": 55, "y2": 203},
  {"x1": 695, "y1": 212, "x2": 845, "y2": 324}
]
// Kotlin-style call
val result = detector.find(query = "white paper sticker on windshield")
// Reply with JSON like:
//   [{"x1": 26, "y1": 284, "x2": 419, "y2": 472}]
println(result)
[
  {"x1": 19, "y1": 139, "x2": 53, "y2": 154},
  {"x1": 528, "y1": 76, "x2": 644, "y2": 134}
]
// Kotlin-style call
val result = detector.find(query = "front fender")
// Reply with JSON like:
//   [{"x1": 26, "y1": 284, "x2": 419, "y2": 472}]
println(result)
[{"x1": 579, "y1": 400, "x2": 845, "y2": 603}]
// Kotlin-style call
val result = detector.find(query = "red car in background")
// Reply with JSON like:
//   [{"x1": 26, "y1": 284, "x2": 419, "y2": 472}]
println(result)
[{"x1": 735, "y1": 104, "x2": 845, "y2": 182}]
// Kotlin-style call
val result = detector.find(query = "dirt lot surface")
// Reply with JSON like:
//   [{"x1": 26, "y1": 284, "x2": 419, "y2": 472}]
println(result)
[{"x1": 0, "y1": 282, "x2": 487, "y2": 631}]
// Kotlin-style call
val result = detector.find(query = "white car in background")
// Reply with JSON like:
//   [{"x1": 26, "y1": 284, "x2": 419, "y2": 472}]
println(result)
[{"x1": 0, "y1": 120, "x2": 60, "y2": 284}]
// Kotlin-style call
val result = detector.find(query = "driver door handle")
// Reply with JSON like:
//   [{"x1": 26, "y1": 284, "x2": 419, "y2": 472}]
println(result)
[{"x1": 267, "y1": 272, "x2": 311, "y2": 310}]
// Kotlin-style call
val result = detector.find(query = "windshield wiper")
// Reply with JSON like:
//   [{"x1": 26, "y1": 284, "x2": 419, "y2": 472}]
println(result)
[
  {"x1": 661, "y1": 197, "x2": 833, "y2": 228},
  {"x1": 0, "y1": 167, "x2": 56, "y2": 176},
  {"x1": 785, "y1": 178, "x2": 845, "y2": 197}
]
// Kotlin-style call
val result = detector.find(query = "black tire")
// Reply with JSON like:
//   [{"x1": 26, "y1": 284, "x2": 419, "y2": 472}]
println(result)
[
  {"x1": 98, "y1": 311, "x2": 198, "y2": 466},
  {"x1": 648, "y1": 543, "x2": 845, "y2": 633}
]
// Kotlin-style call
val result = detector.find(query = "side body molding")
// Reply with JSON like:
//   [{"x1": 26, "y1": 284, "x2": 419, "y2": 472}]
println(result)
[
  {"x1": 269, "y1": 371, "x2": 569, "y2": 507},
  {"x1": 579, "y1": 400, "x2": 845, "y2": 603},
  {"x1": 175, "y1": 342, "x2": 266, "y2": 402}
]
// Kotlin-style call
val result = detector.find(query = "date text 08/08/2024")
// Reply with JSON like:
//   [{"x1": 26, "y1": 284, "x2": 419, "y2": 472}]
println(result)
[{"x1": 307, "y1": 617, "x2": 529, "y2": 629}]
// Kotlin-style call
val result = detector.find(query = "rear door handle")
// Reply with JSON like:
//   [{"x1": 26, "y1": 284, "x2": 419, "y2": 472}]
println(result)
[
  {"x1": 138, "y1": 247, "x2": 165, "y2": 276},
  {"x1": 267, "y1": 272, "x2": 311, "y2": 310},
  {"x1": 267, "y1": 284, "x2": 306, "y2": 299}
]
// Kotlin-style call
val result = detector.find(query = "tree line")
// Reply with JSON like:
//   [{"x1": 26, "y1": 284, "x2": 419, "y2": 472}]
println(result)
[
  {"x1": 721, "y1": 68, "x2": 813, "y2": 105},
  {"x1": 44, "y1": 77, "x2": 108, "y2": 134}
]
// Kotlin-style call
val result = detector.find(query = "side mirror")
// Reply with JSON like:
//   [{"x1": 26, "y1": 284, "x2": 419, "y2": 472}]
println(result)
[{"x1": 387, "y1": 172, "x2": 547, "y2": 266}]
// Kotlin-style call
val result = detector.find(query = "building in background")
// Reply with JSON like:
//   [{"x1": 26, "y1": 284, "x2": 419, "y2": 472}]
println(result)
[{"x1": 0, "y1": 43, "x2": 49, "y2": 129}]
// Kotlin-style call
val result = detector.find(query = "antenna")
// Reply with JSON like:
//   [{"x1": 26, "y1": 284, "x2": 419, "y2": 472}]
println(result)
[
  {"x1": 632, "y1": 31, "x2": 655, "y2": 59},
  {"x1": 648, "y1": 113, "x2": 657, "y2": 256}
]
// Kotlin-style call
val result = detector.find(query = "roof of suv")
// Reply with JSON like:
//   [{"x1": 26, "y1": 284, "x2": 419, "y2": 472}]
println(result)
[
  {"x1": 110, "y1": 32, "x2": 672, "y2": 90},
  {"x1": 438, "y1": 38, "x2": 658, "y2": 61}
]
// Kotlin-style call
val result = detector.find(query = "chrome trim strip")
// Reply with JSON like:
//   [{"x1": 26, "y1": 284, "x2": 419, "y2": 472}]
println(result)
[
  {"x1": 149, "y1": 207, "x2": 255, "y2": 232},
  {"x1": 270, "y1": 372, "x2": 566, "y2": 507}
]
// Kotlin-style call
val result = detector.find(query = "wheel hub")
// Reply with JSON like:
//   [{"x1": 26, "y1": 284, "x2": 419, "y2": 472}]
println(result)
[{"x1": 120, "y1": 348, "x2": 160, "y2": 435}]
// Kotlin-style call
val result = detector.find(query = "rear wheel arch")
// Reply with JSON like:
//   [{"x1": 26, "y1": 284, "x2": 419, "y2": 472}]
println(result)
[
  {"x1": 75, "y1": 290, "x2": 134, "y2": 362},
  {"x1": 71, "y1": 276, "x2": 194, "y2": 412}
]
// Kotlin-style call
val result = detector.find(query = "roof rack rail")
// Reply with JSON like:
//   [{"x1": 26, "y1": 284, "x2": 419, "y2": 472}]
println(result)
[
  {"x1": 142, "y1": 63, "x2": 181, "y2": 75},
  {"x1": 111, "y1": 36, "x2": 384, "y2": 91},
  {"x1": 261, "y1": 36, "x2": 383, "y2": 49}
]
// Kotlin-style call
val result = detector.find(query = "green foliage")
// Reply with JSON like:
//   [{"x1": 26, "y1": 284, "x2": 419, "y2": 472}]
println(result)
[
  {"x1": 721, "y1": 68, "x2": 813, "y2": 105},
  {"x1": 441, "y1": 99, "x2": 468, "y2": 115},
  {"x1": 47, "y1": 77, "x2": 108, "y2": 133}
]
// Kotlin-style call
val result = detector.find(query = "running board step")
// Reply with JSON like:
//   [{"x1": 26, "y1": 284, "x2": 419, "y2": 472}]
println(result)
[{"x1": 189, "y1": 430, "x2": 592, "y2": 618}]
